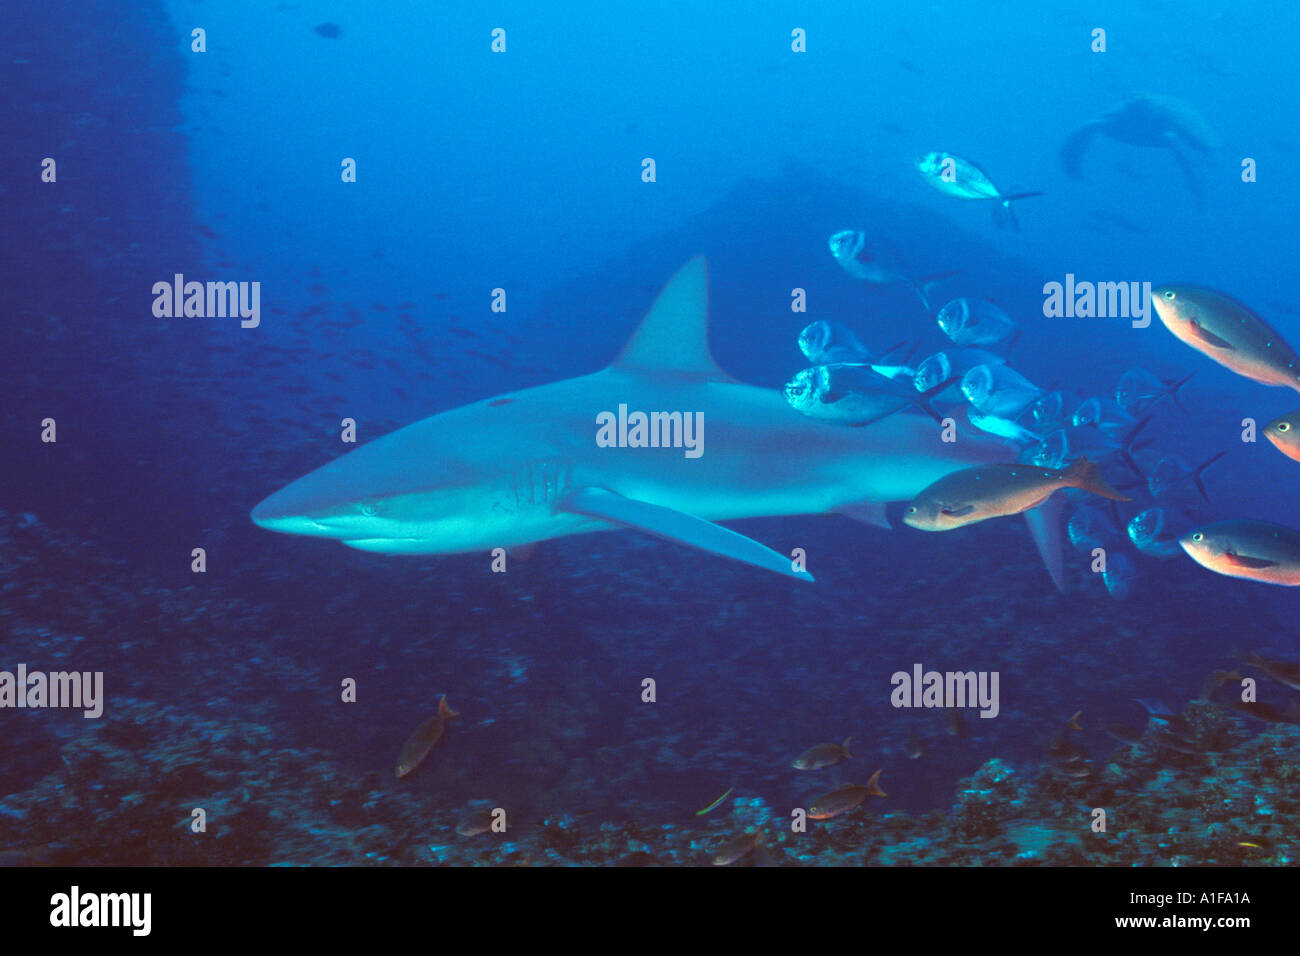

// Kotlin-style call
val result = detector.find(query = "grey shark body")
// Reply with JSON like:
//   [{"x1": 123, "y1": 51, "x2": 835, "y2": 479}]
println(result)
[{"x1": 252, "y1": 258, "x2": 1063, "y2": 587}]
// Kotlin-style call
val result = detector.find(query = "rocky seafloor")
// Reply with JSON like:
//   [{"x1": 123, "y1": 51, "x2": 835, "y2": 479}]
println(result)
[{"x1": 1, "y1": 507, "x2": 1297, "y2": 867}]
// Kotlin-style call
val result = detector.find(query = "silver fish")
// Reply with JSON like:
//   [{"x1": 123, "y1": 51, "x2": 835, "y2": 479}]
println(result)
[
  {"x1": 1024, "y1": 389, "x2": 1078, "y2": 432},
  {"x1": 1115, "y1": 368, "x2": 1193, "y2": 416},
  {"x1": 961, "y1": 364, "x2": 1041, "y2": 417},
  {"x1": 913, "y1": 348, "x2": 1007, "y2": 393},
  {"x1": 936, "y1": 298, "x2": 1018, "y2": 347},
  {"x1": 1127, "y1": 508, "x2": 1186, "y2": 558},
  {"x1": 915, "y1": 151, "x2": 1043, "y2": 230},
  {"x1": 1072, "y1": 397, "x2": 1136, "y2": 439},
  {"x1": 798, "y1": 320, "x2": 873, "y2": 366},
  {"x1": 785, "y1": 364, "x2": 941, "y2": 426},
  {"x1": 966, "y1": 409, "x2": 1041, "y2": 445},
  {"x1": 827, "y1": 230, "x2": 956, "y2": 312},
  {"x1": 1067, "y1": 503, "x2": 1119, "y2": 553},
  {"x1": 1145, "y1": 451, "x2": 1227, "y2": 502},
  {"x1": 1102, "y1": 550, "x2": 1137, "y2": 599}
]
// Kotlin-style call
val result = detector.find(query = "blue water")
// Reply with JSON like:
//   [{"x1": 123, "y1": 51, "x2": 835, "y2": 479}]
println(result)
[{"x1": 3, "y1": 0, "x2": 1299, "y2": 865}]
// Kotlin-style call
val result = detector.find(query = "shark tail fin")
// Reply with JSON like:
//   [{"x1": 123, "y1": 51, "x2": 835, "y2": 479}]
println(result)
[{"x1": 1024, "y1": 494, "x2": 1067, "y2": 593}]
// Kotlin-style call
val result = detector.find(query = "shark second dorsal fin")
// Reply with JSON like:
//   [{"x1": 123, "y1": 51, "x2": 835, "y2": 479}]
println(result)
[{"x1": 614, "y1": 256, "x2": 734, "y2": 381}]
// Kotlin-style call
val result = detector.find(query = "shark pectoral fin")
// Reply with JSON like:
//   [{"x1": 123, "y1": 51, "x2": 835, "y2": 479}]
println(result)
[
  {"x1": 837, "y1": 502, "x2": 892, "y2": 530},
  {"x1": 559, "y1": 487, "x2": 814, "y2": 582},
  {"x1": 1023, "y1": 495, "x2": 1067, "y2": 593}
]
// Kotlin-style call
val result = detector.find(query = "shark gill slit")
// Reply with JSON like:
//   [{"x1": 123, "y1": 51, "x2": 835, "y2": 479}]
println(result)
[{"x1": 513, "y1": 459, "x2": 570, "y2": 509}]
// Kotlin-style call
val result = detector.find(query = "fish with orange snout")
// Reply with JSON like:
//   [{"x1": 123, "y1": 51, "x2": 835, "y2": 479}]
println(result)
[
  {"x1": 1179, "y1": 520, "x2": 1300, "y2": 586},
  {"x1": 1264, "y1": 410, "x2": 1300, "y2": 462},
  {"x1": 1151, "y1": 287, "x2": 1300, "y2": 393},
  {"x1": 903, "y1": 457, "x2": 1129, "y2": 531},
  {"x1": 808, "y1": 770, "x2": 886, "y2": 820},
  {"x1": 791, "y1": 737, "x2": 854, "y2": 770},
  {"x1": 395, "y1": 695, "x2": 459, "y2": 778}
]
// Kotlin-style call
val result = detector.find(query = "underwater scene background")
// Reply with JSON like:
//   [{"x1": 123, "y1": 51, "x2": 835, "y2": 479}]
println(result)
[{"x1": 3, "y1": 0, "x2": 1300, "y2": 867}]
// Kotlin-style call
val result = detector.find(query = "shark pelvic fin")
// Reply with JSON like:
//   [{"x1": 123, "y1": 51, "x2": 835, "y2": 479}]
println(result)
[
  {"x1": 1023, "y1": 494, "x2": 1066, "y2": 593},
  {"x1": 613, "y1": 257, "x2": 735, "y2": 381},
  {"x1": 837, "y1": 502, "x2": 892, "y2": 530},
  {"x1": 559, "y1": 486, "x2": 814, "y2": 582}
]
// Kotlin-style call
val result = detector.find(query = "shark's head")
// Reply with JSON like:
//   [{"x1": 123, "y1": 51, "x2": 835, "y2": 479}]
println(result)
[{"x1": 250, "y1": 419, "x2": 505, "y2": 554}]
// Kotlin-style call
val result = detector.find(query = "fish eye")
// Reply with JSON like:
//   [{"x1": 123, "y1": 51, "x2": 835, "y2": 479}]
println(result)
[
  {"x1": 1162, "y1": 290, "x2": 1176, "y2": 300},
  {"x1": 1192, "y1": 532, "x2": 1203, "y2": 542},
  {"x1": 1279, "y1": 422, "x2": 1291, "y2": 432},
  {"x1": 907, "y1": 506, "x2": 917, "y2": 514},
  {"x1": 360, "y1": 502, "x2": 378, "y2": 517}
]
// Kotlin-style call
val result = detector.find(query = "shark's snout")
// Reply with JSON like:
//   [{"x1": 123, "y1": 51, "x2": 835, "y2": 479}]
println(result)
[
  {"x1": 250, "y1": 494, "x2": 323, "y2": 536},
  {"x1": 250, "y1": 482, "x2": 345, "y2": 537}
]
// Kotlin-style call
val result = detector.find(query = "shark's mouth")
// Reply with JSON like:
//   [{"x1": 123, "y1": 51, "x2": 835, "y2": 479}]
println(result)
[{"x1": 342, "y1": 538, "x2": 432, "y2": 554}]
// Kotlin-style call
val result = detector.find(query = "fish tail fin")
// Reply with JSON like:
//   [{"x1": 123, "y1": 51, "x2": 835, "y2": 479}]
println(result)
[
  {"x1": 992, "y1": 192, "x2": 1042, "y2": 231},
  {"x1": 1023, "y1": 494, "x2": 1067, "y2": 592},
  {"x1": 879, "y1": 339, "x2": 920, "y2": 364},
  {"x1": 1065, "y1": 456, "x2": 1132, "y2": 501},
  {"x1": 1164, "y1": 370, "x2": 1196, "y2": 412},
  {"x1": 910, "y1": 270, "x2": 962, "y2": 314},
  {"x1": 1119, "y1": 415, "x2": 1154, "y2": 480},
  {"x1": 917, "y1": 376, "x2": 958, "y2": 422},
  {"x1": 842, "y1": 736, "x2": 854, "y2": 758},
  {"x1": 439, "y1": 696, "x2": 459, "y2": 719},
  {"x1": 1001, "y1": 190, "x2": 1045, "y2": 203},
  {"x1": 1001, "y1": 328, "x2": 1022, "y2": 360},
  {"x1": 1192, "y1": 450, "x2": 1229, "y2": 502},
  {"x1": 866, "y1": 768, "x2": 886, "y2": 798}
]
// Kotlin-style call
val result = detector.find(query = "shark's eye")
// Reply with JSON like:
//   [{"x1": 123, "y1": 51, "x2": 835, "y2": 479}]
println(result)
[
  {"x1": 1192, "y1": 532, "x2": 1203, "y2": 542},
  {"x1": 1279, "y1": 422, "x2": 1291, "y2": 433},
  {"x1": 907, "y1": 506, "x2": 917, "y2": 514},
  {"x1": 360, "y1": 502, "x2": 378, "y2": 517},
  {"x1": 1163, "y1": 290, "x2": 1176, "y2": 300}
]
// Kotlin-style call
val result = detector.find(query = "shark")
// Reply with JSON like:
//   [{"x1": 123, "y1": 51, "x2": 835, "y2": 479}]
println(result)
[{"x1": 251, "y1": 257, "x2": 1065, "y2": 588}]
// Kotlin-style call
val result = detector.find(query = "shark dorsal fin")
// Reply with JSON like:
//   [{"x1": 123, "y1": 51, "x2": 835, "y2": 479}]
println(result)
[{"x1": 614, "y1": 256, "x2": 733, "y2": 380}]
